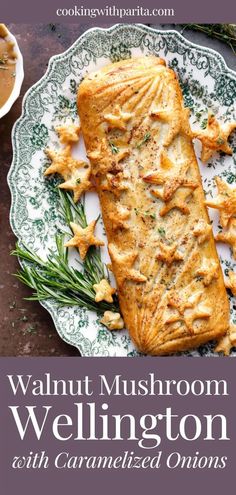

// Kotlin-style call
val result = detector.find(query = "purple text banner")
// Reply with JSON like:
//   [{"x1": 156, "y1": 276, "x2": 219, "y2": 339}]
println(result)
[
  {"x1": 1, "y1": 0, "x2": 236, "y2": 23},
  {"x1": 0, "y1": 357, "x2": 235, "y2": 494}
]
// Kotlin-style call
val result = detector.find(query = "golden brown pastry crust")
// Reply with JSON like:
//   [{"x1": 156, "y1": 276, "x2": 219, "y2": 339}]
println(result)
[{"x1": 77, "y1": 56, "x2": 230, "y2": 355}]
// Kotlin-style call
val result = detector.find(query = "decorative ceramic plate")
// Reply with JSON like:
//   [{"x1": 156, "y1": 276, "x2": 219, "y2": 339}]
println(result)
[{"x1": 8, "y1": 24, "x2": 236, "y2": 357}]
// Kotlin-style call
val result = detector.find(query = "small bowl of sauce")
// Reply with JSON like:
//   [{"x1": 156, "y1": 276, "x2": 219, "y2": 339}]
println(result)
[{"x1": 0, "y1": 24, "x2": 24, "y2": 118}]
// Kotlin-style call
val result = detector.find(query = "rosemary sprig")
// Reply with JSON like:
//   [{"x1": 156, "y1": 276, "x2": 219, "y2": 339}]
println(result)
[
  {"x1": 181, "y1": 24, "x2": 236, "y2": 54},
  {"x1": 12, "y1": 191, "x2": 119, "y2": 313}
]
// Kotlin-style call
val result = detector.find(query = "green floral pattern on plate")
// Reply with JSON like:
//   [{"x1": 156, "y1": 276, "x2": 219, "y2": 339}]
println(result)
[{"x1": 8, "y1": 24, "x2": 236, "y2": 356}]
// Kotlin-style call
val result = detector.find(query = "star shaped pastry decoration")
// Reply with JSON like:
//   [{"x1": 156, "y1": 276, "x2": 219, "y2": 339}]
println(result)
[
  {"x1": 205, "y1": 177, "x2": 236, "y2": 228},
  {"x1": 59, "y1": 166, "x2": 91, "y2": 202},
  {"x1": 165, "y1": 290, "x2": 212, "y2": 335},
  {"x1": 108, "y1": 243, "x2": 147, "y2": 287},
  {"x1": 193, "y1": 113, "x2": 236, "y2": 162},
  {"x1": 108, "y1": 205, "x2": 130, "y2": 231},
  {"x1": 93, "y1": 279, "x2": 116, "y2": 303},
  {"x1": 195, "y1": 258, "x2": 219, "y2": 286},
  {"x1": 88, "y1": 139, "x2": 130, "y2": 176},
  {"x1": 65, "y1": 220, "x2": 104, "y2": 260},
  {"x1": 152, "y1": 186, "x2": 193, "y2": 217},
  {"x1": 87, "y1": 139, "x2": 112, "y2": 175},
  {"x1": 100, "y1": 311, "x2": 124, "y2": 330},
  {"x1": 101, "y1": 172, "x2": 129, "y2": 197},
  {"x1": 143, "y1": 153, "x2": 198, "y2": 201},
  {"x1": 214, "y1": 324, "x2": 236, "y2": 356},
  {"x1": 56, "y1": 122, "x2": 81, "y2": 144},
  {"x1": 44, "y1": 146, "x2": 87, "y2": 180},
  {"x1": 155, "y1": 240, "x2": 183, "y2": 265},
  {"x1": 104, "y1": 104, "x2": 133, "y2": 130},
  {"x1": 215, "y1": 218, "x2": 236, "y2": 259},
  {"x1": 225, "y1": 271, "x2": 236, "y2": 297},
  {"x1": 150, "y1": 106, "x2": 192, "y2": 146},
  {"x1": 193, "y1": 219, "x2": 212, "y2": 244}
]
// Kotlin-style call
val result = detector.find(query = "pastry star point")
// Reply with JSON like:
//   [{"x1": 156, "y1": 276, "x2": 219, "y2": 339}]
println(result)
[
  {"x1": 88, "y1": 139, "x2": 130, "y2": 176},
  {"x1": 108, "y1": 244, "x2": 147, "y2": 286},
  {"x1": 205, "y1": 176, "x2": 236, "y2": 228},
  {"x1": 225, "y1": 271, "x2": 236, "y2": 297},
  {"x1": 58, "y1": 166, "x2": 91, "y2": 202},
  {"x1": 165, "y1": 290, "x2": 211, "y2": 334},
  {"x1": 104, "y1": 104, "x2": 133, "y2": 130},
  {"x1": 143, "y1": 153, "x2": 198, "y2": 201},
  {"x1": 65, "y1": 220, "x2": 104, "y2": 260},
  {"x1": 193, "y1": 219, "x2": 212, "y2": 244},
  {"x1": 108, "y1": 206, "x2": 130, "y2": 230},
  {"x1": 196, "y1": 258, "x2": 219, "y2": 286},
  {"x1": 215, "y1": 218, "x2": 236, "y2": 259},
  {"x1": 193, "y1": 113, "x2": 236, "y2": 162},
  {"x1": 56, "y1": 122, "x2": 81, "y2": 144},
  {"x1": 93, "y1": 279, "x2": 116, "y2": 303},
  {"x1": 100, "y1": 311, "x2": 124, "y2": 330},
  {"x1": 155, "y1": 241, "x2": 183, "y2": 265},
  {"x1": 101, "y1": 172, "x2": 129, "y2": 197},
  {"x1": 152, "y1": 187, "x2": 193, "y2": 216},
  {"x1": 214, "y1": 324, "x2": 236, "y2": 355},
  {"x1": 44, "y1": 145, "x2": 88, "y2": 182},
  {"x1": 150, "y1": 105, "x2": 192, "y2": 145}
]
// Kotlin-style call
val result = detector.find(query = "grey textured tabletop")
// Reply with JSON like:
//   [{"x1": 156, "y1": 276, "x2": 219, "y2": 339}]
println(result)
[{"x1": 0, "y1": 23, "x2": 235, "y2": 356}]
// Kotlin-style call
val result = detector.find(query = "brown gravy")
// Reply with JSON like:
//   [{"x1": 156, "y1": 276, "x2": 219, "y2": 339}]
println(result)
[{"x1": 0, "y1": 24, "x2": 16, "y2": 109}]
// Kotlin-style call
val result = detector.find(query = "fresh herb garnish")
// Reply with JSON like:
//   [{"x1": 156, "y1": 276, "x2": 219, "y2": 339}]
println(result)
[
  {"x1": 216, "y1": 137, "x2": 225, "y2": 145},
  {"x1": 158, "y1": 227, "x2": 166, "y2": 236},
  {"x1": 181, "y1": 24, "x2": 236, "y2": 54},
  {"x1": 200, "y1": 119, "x2": 208, "y2": 129},
  {"x1": 12, "y1": 191, "x2": 119, "y2": 313},
  {"x1": 109, "y1": 141, "x2": 119, "y2": 154},
  {"x1": 137, "y1": 132, "x2": 151, "y2": 149}
]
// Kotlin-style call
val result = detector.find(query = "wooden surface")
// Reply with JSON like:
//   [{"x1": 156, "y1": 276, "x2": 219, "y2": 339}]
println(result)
[{"x1": 0, "y1": 23, "x2": 235, "y2": 356}]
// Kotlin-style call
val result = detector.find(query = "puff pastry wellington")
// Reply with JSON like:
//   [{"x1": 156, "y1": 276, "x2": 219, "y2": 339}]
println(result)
[{"x1": 77, "y1": 56, "x2": 230, "y2": 355}]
